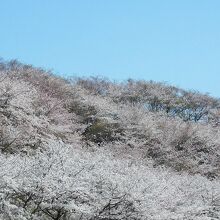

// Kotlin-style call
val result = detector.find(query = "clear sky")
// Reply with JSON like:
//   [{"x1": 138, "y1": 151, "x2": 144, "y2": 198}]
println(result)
[{"x1": 1, "y1": 0, "x2": 220, "y2": 96}]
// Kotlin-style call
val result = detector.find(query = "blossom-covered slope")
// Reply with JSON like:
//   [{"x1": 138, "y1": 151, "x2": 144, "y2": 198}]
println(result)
[{"x1": 0, "y1": 60, "x2": 220, "y2": 220}]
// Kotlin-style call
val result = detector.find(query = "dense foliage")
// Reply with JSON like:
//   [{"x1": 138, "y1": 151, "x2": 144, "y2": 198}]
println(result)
[{"x1": 0, "y1": 59, "x2": 220, "y2": 219}]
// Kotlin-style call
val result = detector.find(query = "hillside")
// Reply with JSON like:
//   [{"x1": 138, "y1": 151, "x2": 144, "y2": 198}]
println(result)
[{"x1": 0, "y1": 60, "x2": 220, "y2": 220}]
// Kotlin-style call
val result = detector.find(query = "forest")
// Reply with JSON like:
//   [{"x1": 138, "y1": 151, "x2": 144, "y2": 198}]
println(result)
[{"x1": 0, "y1": 59, "x2": 220, "y2": 219}]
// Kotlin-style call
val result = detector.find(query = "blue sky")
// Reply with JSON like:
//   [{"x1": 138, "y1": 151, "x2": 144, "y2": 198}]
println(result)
[{"x1": 0, "y1": 0, "x2": 220, "y2": 96}]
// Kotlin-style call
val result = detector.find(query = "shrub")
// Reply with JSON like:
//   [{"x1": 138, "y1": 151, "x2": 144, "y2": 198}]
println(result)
[{"x1": 83, "y1": 118, "x2": 123, "y2": 143}]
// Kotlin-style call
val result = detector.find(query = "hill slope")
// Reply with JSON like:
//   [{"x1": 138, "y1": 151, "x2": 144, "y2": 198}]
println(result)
[{"x1": 0, "y1": 60, "x2": 220, "y2": 220}]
